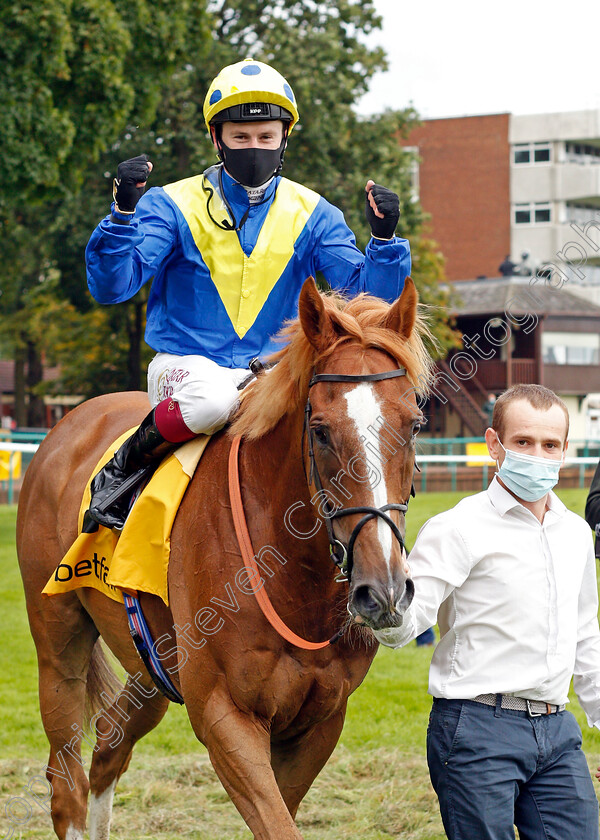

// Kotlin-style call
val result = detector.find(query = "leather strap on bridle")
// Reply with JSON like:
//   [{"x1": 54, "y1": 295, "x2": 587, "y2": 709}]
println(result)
[
  {"x1": 308, "y1": 370, "x2": 409, "y2": 385},
  {"x1": 227, "y1": 364, "x2": 415, "y2": 650},
  {"x1": 304, "y1": 366, "x2": 411, "y2": 580},
  {"x1": 228, "y1": 434, "x2": 338, "y2": 649}
]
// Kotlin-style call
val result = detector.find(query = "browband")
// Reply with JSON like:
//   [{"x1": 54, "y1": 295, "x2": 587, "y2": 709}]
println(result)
[{"x1": 309, "y1": 368, "x2": 407, "y2": 387}]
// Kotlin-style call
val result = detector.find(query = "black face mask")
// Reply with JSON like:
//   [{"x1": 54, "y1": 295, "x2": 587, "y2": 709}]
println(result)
[{"x1": 218, "y1": 138, "x2": 286, "y2": 188}]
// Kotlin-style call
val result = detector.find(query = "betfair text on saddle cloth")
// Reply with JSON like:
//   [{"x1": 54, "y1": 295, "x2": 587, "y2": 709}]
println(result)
[{"x1": 84, "y1": 57, "x2": 412, "y2": 532}]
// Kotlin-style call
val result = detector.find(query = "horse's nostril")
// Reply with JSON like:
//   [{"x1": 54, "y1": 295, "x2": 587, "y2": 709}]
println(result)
[
  {"x1": 399, "y1": 577, "x2": 415, "y2": 609},
  {"x1": 353, "y1": 584, "x2": 383, "y2": 618}
]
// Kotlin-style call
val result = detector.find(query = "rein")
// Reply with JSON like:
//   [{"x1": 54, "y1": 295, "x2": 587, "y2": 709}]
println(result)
[
  {"x1": 228, "y1": 435, "x2": 337, "y2": 649},
  {"x1": 228, "y1": 364, "x2": 413, "y2": 651}
]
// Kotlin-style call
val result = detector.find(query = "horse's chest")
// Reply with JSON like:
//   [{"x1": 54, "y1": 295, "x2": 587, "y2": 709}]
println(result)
[{"x1": 263, "y1": 652, "x2": 370, "y2": 737}]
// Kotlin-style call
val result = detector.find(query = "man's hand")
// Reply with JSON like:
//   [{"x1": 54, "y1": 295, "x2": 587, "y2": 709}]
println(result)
[
  {"x1": 113, "y1": 154, "x2": 153, "y2": 213},
  {"x1": 365, "y1": 180, "x2": 400, "y2": 240},
  {"x1": 595, "y1": 764, "x2": 600, "y2": 782}
]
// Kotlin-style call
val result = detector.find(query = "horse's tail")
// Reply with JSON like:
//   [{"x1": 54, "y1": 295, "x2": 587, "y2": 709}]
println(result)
[{"x1": 85, "y1": 638, "x2": 124, "y2": 725}]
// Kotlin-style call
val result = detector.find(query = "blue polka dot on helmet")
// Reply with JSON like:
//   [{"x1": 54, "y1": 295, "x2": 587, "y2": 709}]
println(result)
[
  {"x1": 203, "y1": 59, "x2": 299, "y2": 132},
  {"x1": 241, "y1": 63, "x2": 262, "y2": 76}
]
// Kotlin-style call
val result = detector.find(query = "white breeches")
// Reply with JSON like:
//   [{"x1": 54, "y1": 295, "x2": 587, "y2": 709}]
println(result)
[{"x1": 147, "y1": 354, "x2": 250, "y2": 435}]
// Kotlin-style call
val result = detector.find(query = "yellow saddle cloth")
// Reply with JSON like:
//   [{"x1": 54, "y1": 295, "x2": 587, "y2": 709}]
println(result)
[{"x1": 43, "y1": 428, "x2": 210, "y2": 606}]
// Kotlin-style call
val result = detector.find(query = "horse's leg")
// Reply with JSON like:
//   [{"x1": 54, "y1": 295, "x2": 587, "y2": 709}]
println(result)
[
  {"x1": 33, "y1": 596, "x2": 99, "y2": 840},
  {"x1": 271, "y1": 708, "x2": 346, "y2": 819},
  {"x1": 72, "y1": 589, "x2": 172, "y2": 840},
  {"x1": 194, "y1": 693, "x2": 304, "y2": 840},
  {"x1": 87, "y1": 676, "x2": 170, "y2": 840}
]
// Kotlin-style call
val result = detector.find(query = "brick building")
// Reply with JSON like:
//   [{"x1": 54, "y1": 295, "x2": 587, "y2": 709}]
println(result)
[
  {"x1": 405, "y1": 113, "x2": 511, "y2": 281},
  {"x1": 404, "y1": 109, "x2": 600, "y2": 284}
]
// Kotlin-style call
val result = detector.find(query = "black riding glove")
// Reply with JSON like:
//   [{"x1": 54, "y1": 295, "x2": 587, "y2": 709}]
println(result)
[
  {"x1": 365, "y1": 184, "x2": 400, "y2": 240},
  {"x1": 113, "y1": 154, "x2": 151, "y2": 213}
]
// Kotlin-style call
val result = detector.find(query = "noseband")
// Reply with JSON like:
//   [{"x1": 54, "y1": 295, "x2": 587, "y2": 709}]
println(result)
[{"x1": 304, "y1": 368, "x2": 412, "y2": 582}]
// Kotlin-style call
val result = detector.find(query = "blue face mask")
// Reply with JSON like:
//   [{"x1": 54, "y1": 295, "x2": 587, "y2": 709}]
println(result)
[{"x1": 496, "y1": 440, "x2": 563, "y2": 502}]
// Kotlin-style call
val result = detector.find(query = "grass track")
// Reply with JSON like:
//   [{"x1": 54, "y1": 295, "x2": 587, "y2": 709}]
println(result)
[{"x1": 1, "y1": 489, "x2": 599, "y2": 838}]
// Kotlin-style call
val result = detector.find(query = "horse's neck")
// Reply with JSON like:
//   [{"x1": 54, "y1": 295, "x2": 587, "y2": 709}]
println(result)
[{"x1": 240, "y1": 411, "x2": 337, "y2": 592}]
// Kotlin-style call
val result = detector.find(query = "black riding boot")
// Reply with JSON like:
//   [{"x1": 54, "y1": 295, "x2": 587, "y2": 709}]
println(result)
[{"x1": 82, "y1": 409, "x2": 176, "y2": 533}]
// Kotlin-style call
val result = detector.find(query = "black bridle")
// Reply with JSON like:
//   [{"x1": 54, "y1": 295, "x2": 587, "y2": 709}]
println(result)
[{"x1": 303, "y1": 367, "x2": 413, "y2": 583}]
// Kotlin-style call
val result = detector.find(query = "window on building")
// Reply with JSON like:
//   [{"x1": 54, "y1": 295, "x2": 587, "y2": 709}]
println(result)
[
  {"x1": 403, "y1": 146, "x2": 420, "y2": 203},
  {"x1": 542, "y1": 332, "x2": 600, "y2": 365},
  {"x1": 534, "y1": 204, "x2": 551, "y2": 223},
  {"x1": 514, "y1": 144, "x2": 530, "y2": 164},
  {"x1": 513, "y1": 142, "x2": 552, "y2": 165},
  {"x1": 565, "y1": 204, "x2": 600, "y2": 225},
  {"x1": 513, "y1": 202, "x2": 552, "y2": 225},
  {"x1": 565, "y1": 142, "x2": 600, "y2": 164}
]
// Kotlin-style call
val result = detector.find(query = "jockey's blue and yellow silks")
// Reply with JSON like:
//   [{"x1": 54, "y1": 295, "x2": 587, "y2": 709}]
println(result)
[
  {"x1": 163, "y1": 171, "x2": 320, "y2": 338},
  {"x1": 86, "y1": 166, "x2": 411, "y2": 369}
]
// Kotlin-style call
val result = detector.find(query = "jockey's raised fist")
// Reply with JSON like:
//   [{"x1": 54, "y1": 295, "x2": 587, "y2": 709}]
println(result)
[
  {"x1": 113, "y1": 154, "x2": 153, "y2": 213},
  {"x1": 365, "y1": 181, "x2": 400, "y2": 240}
]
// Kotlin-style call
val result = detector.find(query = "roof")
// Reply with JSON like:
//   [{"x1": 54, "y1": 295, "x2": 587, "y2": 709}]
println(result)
[{"x1": 449, "y1": 276, "x2": 600, "y2": 317}]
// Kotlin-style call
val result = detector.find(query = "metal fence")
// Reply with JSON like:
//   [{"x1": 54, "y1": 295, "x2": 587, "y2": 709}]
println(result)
[
  {"x1": 1, "y1": 435, "x2": 599, "y2": 503},
  {"x1": 0, "y1": 431, "x2": 47, "y2": 504}
]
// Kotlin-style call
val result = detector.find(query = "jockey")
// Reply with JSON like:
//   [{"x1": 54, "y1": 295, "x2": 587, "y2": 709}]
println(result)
[{"x1": 83, "y1": 58, "x2": 411, "y2": 531}]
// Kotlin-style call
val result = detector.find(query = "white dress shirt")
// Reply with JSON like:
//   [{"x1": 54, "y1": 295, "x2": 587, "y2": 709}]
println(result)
[{"x1": 375, "y1": 477, "x2": 600, "y2": 727}]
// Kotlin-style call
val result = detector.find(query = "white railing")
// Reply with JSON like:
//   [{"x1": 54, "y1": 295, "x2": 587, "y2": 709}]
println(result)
[
  {"x1": 1, "y1": 446, "x2": 598, "y2": 503},
  {"x1": 418, "y1": 455, "x2": 599, "y2": 465},
  {"x1": 0, "y1": 442, "x2": 40, "y2": 504},
  {"x1": 417, "y1": 454, "x2": 597, "y2": 492}
]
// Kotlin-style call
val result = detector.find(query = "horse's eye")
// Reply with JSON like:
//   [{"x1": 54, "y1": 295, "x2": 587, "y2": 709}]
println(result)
[
  {"x1": 313, "y1": 426, "x2": 330, "y2": 446},
  {"x1": 412, "y1": 422, "x2": 421, "y2": 437}
]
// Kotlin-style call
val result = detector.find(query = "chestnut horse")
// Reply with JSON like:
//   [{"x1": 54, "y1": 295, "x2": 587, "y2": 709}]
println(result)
[{"x1": 16, "y1": 277, "x2": 432, "y2": 840}]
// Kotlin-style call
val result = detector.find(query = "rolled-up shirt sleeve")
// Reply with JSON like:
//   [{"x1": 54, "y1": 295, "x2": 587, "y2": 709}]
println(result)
[
  {"x1": 573, "y1": 539, "x2": 600, "y2": 728},
  {"x1": 373, "y1": 514, "x2": 474, "y2": 648}
]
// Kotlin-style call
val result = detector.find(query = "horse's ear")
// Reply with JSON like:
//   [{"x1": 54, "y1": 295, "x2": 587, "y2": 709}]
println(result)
[
  {"x1": 383, "y1": 277, "x2": 418, "y2": 339},
  {"x1": 299, "y1": 277, "x2": 339, "y2": 352}
]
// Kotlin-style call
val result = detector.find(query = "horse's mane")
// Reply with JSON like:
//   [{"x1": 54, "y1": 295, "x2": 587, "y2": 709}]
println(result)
[{"x1": 229, "y1": 292, "x2": 436, "y2": 441}]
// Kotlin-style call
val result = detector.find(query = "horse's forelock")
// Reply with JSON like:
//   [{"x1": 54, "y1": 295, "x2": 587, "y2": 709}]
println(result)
[{"x1": 229, "y1": 292, "x2": 434, "y2": 441}]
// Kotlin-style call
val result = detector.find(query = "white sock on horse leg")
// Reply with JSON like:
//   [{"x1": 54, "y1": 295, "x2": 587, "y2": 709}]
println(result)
[{"x1": 88, "y1": 779, "x2": 117, "y2": 840}]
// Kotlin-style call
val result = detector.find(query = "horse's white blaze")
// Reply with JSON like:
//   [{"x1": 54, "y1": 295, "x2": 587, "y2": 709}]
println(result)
[
  {"x1": 65, "y1": 826, "x2": 84, "y2": 840},
  {"x1": 88, "y1": 779, "x2": 116, "y2": 840},
  {"x1": 344, "y1": 384, "x2": 392, "y2": 568}
]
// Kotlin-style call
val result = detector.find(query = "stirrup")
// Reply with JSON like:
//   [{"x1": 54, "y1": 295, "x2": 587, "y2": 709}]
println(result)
[
  {"x1": 82, "y1": 465, "x2": 154, "y2": 533},
  {"x1": 92, "y1": 466, "x2": 152, "y2": 515}
]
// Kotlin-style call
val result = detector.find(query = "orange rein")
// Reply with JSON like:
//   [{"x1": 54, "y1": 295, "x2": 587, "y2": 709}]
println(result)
[{"x1": 228, "y1": 434, "x2": 337, "y2": 650}]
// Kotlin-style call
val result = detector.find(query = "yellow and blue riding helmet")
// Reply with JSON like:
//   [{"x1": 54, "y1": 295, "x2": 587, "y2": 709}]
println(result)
[{"x1": 203, "y1": 59, "x2": 299, "y2": 132}]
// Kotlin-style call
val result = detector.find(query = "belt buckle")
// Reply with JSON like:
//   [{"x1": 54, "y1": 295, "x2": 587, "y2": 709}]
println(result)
[{"x1": 526, "y1": 699, "x2": 542, "y2": 718}]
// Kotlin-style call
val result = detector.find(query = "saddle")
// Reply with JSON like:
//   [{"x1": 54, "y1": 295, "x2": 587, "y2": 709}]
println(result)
[{"x1": 43, "y1": 431, "x2": 210, "y2": 605}]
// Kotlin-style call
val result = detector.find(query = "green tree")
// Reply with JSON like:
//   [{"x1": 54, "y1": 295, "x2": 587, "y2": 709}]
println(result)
[
  {"x1": 2, "y1": 0, "x2": 455, "y2": 415},
  {"x1": 0, "y1": 0, "x2": 211, "y2": 422}
]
